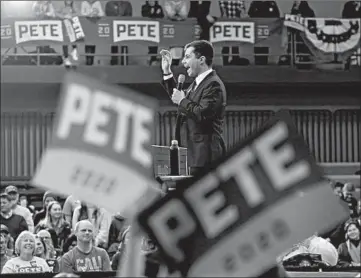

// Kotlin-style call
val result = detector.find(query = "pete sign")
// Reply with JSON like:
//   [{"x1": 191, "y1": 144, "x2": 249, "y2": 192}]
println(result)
[
  {"x1": 15, "y1": 20, "x2": 63, "y2": 44},
  {"x1": 138, "y1": 112, "x2": 349, "y2": 277},
  {"x1": 32, "y1": 73, "x2": 158, "y2": 214},
  {"x1": 113, "y1": 20, "x2": 160, "y2": 43},
  {"x1": 210, "y1": 21, "x2": 255, "y2": 44}
]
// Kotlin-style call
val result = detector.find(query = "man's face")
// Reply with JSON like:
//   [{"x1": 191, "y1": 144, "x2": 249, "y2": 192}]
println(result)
[
  {"x1": 7, "y1": 192, "x2": 18, "y2": 207},
  {"x1": 76, "y1": 222, "x2": 94, "y2": 243},
  {"x1": 0, "y1": 198, "x2": 12, "y2": 213},
  {"x1": 182, "y1": 46, "x2": 202, "y2": 78}
]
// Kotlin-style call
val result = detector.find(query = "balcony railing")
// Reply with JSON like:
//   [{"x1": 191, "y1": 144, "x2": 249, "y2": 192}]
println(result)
[{"x1": 1, "y1": 17, "x2": 360, "y2": 68}]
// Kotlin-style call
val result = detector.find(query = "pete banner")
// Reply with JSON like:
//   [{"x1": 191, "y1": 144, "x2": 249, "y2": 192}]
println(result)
[
  {"x1": 32, "y1": 73, "x2": 158, "y2": 215},
  {"x1": 138, "y1": 112, "x2": 349, "y2": 277},
  {"x1": 0, "y1": 16, "x2": 197, "y2": 48},
  {"x1": 284, "y1": 14, "x2": 361, "y2": 62}
]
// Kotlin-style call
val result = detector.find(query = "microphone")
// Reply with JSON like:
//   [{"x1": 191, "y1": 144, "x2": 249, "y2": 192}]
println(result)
[{"x1": 177, "y1": 74, "x2": 185, "y2": 91}]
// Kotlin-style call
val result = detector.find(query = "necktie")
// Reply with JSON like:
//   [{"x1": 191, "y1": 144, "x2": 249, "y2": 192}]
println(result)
[{"x1": 186, "y1": 81, "x2": 197, "y2": 99}]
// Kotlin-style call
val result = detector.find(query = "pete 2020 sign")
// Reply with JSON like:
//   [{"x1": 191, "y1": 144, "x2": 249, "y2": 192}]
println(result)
[
  {"x1": 32, "y1": 73, "x2": 158, "y2": 214},
  {"x1": 138, "y1": 112, "x2": 349, "y2": 277},
  {"x1": 210, "y1": 21, "x2": 255, "y2": 44}
]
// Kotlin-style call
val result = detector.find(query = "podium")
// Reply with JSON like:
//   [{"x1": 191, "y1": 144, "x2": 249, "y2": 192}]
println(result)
[{"x1": 151, "y1": 145, "x2": 188, "y2": 176}]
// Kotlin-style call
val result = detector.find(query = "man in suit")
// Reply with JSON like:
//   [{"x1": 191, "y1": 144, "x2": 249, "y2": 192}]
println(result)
[{"x1": 160, "y1": 40, "x2": 227, "y2": 175}]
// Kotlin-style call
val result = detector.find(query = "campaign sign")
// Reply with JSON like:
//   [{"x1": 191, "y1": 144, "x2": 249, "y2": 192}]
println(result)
[
  {"x1": 32, "y1": 73, "x2": 158, "y2": 214},
  {"x1": 210, "y1": 21, "x2": 255, "y2": 44},
  {"x1": 14, "y1": 20, "x2": 63, "y2": 44},
  {"x1": 113, "y1": 20, "x2": 160, "y2": 43},
  {"x1": 138, "y1": 112, "x2": 349, "y2": 277},
  {"x1": 63, "y1": 16, "x2": 85, "y2": 43}
]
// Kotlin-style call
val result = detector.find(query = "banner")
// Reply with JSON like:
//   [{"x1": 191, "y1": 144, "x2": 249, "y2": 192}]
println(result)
[
  {"x1": 210, "y1": 18, "x2": 283, "y2": 45},
  {"x1": 284, "y1": 14, "x2": 361, "y2": 62},
  {"x1": 137, "y1": 112, "x2": 349, "y2": 277},
  {"x1": 32, "y1": 73, "x2": 158, "y2": 215},
  {"x1": 0, "y1": 16, "x2": 197, "y2": 48}
]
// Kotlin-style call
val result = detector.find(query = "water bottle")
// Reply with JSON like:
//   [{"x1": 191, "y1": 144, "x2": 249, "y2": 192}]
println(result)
[{"x1": 170, "y1": 140, "x2": 180, "y2": 176}]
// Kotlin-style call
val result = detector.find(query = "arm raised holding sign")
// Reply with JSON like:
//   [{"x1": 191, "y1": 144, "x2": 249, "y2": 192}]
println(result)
[{"x1": 160, "y1": 40, "x2": 227, "y2": 175}]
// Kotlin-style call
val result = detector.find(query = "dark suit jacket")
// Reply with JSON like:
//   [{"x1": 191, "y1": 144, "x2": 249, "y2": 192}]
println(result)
[{"x1": 162, "y1": 71, "x2": 227, "y2": 168}]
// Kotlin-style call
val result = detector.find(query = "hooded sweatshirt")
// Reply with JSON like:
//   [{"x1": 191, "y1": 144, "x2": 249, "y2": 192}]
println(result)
[{"x1": 33, "y1": 191, "x2": 58, "y2": 226}]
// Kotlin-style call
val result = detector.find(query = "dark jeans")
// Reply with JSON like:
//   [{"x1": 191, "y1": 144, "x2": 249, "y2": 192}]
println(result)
[
  {"x1": 62, "y1": 45, "x2": 77, "y2": 58},
  {"x1": 85, "y1": 45, "x2": 95, "y2": 65},
  {"x1": 111, "y1": 45, "x2": 128, "y2": 65}
]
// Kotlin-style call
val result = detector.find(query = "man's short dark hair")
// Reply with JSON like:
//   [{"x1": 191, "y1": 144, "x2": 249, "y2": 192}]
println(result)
[
  {"x1": 0, "y1": 193, "x2": 11, "y2": 202},
  {"x1": 184, "y1": 40, "x2": 214, "y2": 66}
]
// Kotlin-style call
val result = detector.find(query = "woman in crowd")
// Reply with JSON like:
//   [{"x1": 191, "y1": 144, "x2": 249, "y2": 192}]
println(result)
[
  {"x1": 338, "y1": 221, "x2": 361, "y2": 266},
  {"x1": 37, "y1": 229, "x2": 57, "y2": 259},
  {"x1": 1, "y1": 231, "x2": 50, "y2": 273},
  {"x1": 72, "y1": 201, "x2": 112, "y2": 249},
  {"x1": 34, "y1": 191, "x2": 57, "y2": 226},
  {"x1": 0, "y1": 234, "x2": 9, "y2": 272},
  {"x1": 34, "y1": 235, "x2": 60, "y2": 272},
  {"x1": 35, "y1": 201, "x2": 71, "y2": 253}
]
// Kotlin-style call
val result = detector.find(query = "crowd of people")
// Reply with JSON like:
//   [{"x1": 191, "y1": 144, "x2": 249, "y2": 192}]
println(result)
[
  {"x1": 0, "y1": 177, "x2": 360, "y2": 275},
  {"x1": 1, "y1": 0, "x2": 360, "y2": 67},
  {"x1": 280, "y1": 180, "x2": 360, "y2": 268},
  {"x1": 0, "y1": 185, "x2": 132, "y2": 274}
]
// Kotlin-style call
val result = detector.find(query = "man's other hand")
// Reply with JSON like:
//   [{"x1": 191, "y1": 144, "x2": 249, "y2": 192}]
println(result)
[{"x1": 160, "y1": 49, "x2": 172, "y2": 75}]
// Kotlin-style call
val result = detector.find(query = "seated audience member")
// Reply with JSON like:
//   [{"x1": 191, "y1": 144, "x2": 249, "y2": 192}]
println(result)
[
  {"x1": 248, "y1": 1, "x2": 280, "y2": 18},
  {"x1": 37, "y1": 230, "x2": 57, "y2": 259},
  {"x1": 81, "y1": 0, "x2": 104, "y2": 65},
  {"x1": 0, "y1": 193, "x2": 28, "y2": 241},
  {"x1": 34, "y1": 235, "x2": 60, "y2": 272},
  {"x1": 60, "y1": 220, "x2": 111, "y2": 272},
  {"x1": 62, "y1": 195, "x2": 81, "y2": 228},
  {"x1": 0, "y1": 225, "x2": 14, "y2": 257},
  {"x1": 219, "y1": 1, "x2": 249, "y2": 66},
  {"x1": 81, "y1": 0, "x2": 104, "y2": 16},
  {"x1": 5, "y1": 186, "x2": 34, "y2": 233},
  {"x1": 164, "y1": 0, "x2": 188, "y2": 21},
  {"x1": 33, "y1": 0, "x2": 56, "y2": 18},
  {"x1": 107, "y1": 213, "x2": 128, "y2": 258},
  {"x1": 219, "y1": 0, "x2": 247, "y2": 18},
  {"x1": 2, "y1": 231, "x2": 50, "y2": 273},
  {"x1": 0, "y1": 234, "x2": 9, "y2": 272},
  {"x1": 105, "y1": 0, "x2": 132, "y2": 16},
  {"x1": 62, "y1": 234, "x2": 77, "y2": 254},
  {"x1": 35, "y1": 201, "x2": 71, "y2": 252},
  {"x1": 142, "y1": 1, "x2": 164, "y2": 17},
  {"x1": 57, "y1": 0, "x2": 80, "y2": 66},
  {"x1": 188, "y1": 1, "x2": 215, "y2": 41},
  {"x1": 34, "y1": 191, "x2": 57, "y2": 226},
  {"x1": 72, "y1": 202, "x2": 112, "y2": 249},
  {"x1": 291, "y1": 0, "x2": 315, "y2": 17},
  {"x1": 142, "y1": 1, "x2": 164, "y2": 65},
  {"x1": 338, "y1": 221, "x2": 361, "y2": 266},
  {"x1": 342, "y1": 1, "x2": 361, "y2": 18}
]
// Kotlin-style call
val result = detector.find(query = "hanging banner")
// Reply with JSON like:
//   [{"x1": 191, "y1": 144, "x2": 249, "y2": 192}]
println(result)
[
  {"x1": 0, "y1": 16, "x2": 196, "y2": 48},
  {"x1": 137, "y1": 112, "x2": 349, "y2": 277},
  {"x1": 284, "y1": 14, "x2": 361, "y2": 62},
  {"x1": 32, "y1": 72, "x2": 158, "y2": 215}
]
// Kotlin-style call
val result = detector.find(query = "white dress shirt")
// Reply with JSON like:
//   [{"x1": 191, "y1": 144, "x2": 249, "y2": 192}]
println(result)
[
  {"x1": 81, "y1": 1, "x2": 105, "y2": 17},
  {"x1": 164, "y1": 68, "x2": 213, "y2": 91}
]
